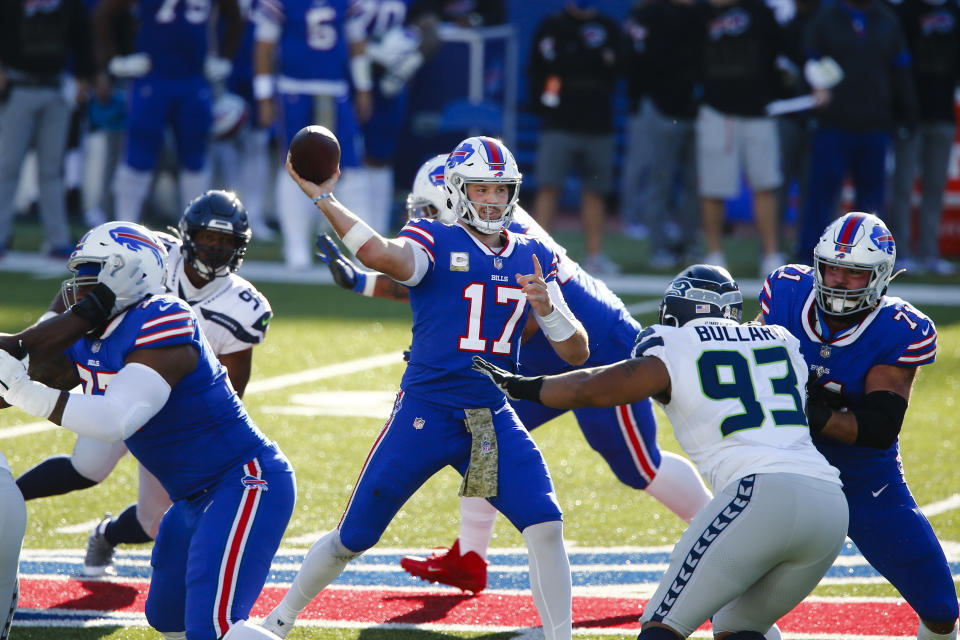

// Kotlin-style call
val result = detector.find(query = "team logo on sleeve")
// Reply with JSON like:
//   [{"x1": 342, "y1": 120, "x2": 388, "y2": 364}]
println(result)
[{"x1": 241, "y1": 475, "x2": 268, "y2": 490}]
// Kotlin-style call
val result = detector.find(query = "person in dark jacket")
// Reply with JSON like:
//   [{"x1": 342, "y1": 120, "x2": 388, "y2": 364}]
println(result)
[
  {"x1": 529, "y1": 1, "x2": 626, "y2": 276},
  {"x1": 887, "y1": 0, "x2": 960, "y2": 276},
  {"x1": 0, "y1": 0, "x2": 97, "y2": 257},
  {"x1": 797, "y1": 0, "x2": 918, "y2": 258}
]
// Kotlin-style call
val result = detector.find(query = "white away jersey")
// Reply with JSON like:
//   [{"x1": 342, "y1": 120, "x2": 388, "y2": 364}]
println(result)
[
  {"x1": 158, "y1": 233, "x2": 272, "y2": 355},
  {"x1": 634, "y1": 319, "x2": 841, "y2": 492}
]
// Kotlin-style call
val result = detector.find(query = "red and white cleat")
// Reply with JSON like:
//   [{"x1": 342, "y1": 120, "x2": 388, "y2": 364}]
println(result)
[{"x1": 400, "y1": 539, "x2": 488, "y2": 594}]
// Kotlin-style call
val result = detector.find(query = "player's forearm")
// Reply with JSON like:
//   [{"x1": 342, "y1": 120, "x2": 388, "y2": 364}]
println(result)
[
  {"x1": 545, "y1": 323, "x2": 589, "y2": 366},
  {"x1": 540, "y1": 362, "x2": 651, "y2": 409},
  {"x1": 816, "y1": 409, "x2": 858, "y2": 445},
  {"x1": 315, "y1": 197, "x2": 414, "y2": 281},
  {"x1": 373, "y1": 275, "x2": 411, "y2": 302}
]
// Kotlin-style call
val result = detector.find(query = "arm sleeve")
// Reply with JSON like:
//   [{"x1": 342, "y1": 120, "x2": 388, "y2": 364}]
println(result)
[
  {"x1": 395, "y1": 239, "x2": 432, "y2": 287},
  {"x1": 60, "y1": 363, "x2": 171, "y2": 442}
]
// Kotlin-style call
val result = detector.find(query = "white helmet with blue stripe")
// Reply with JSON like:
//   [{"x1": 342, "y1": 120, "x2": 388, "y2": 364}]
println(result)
[
  {"x1": 443, "y1": 136, "x2": 522, "y2": 234},
  {"x1": 813, "y1": 212, "x2": 896, "y2": 316}
]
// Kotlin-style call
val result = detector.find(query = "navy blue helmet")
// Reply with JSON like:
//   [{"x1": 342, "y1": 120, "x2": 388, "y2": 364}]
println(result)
[
  {"x1": 179, "y1": 190, "x2": 252, "y2": 279},
  {"x1": 659, "y1": 264, "x2": 743, "y2": 327}
]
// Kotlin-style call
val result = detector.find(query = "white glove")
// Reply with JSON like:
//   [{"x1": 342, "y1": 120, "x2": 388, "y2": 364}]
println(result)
[
  {"x1": 804, "y1": 57, "x2": 844, "y2": 90},
  {"x1": 366, "y1": 27, "x2": 420, "y2": 69},
  {"x1": 0, "y1": 349, "x2": 27, "y2": 397},
  {"x1": 98, "y1": 253, "x2": 149, "y2": 314},
  {"x1": 205, "y1": 56, "x2": 233, "y2": 83},
  {"x1": 380, "y1": 50, "x2": 425, "y2": 97},
  {"x1": 108, "y1": 53, "x2": 152, "y2": 78}
]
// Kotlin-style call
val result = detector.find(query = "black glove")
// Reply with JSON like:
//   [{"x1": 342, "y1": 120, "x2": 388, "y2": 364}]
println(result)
[
  {"x1": 315, "y1": 234, "x2": 364, "y2": 292},
  {"x1": 70, "y1": 283, "x2": 117, "y2": 328},
  {"x1": 805, "y1": 375, "x2": 833, "y2": 433},
  {"x1": 471, "y1": 356, "x2": 544, "y2": 403}
]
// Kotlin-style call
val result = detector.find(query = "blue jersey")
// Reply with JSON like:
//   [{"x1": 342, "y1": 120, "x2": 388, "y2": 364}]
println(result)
[
  {"x1": 759, "y1": 264, "x2": 937, "y2": 488},
  {"x1": 65, "y1": 294, "x2": 270, "y2": 501},
  {"x1": 506, "y1": 213, "x2": 638, "y2": 375},
  {"x1": 355, "y1": 0, "x2": 411, "y2": 40},
  {"x1": 397, "y1": 219, "x2": 559, "y2": 408},
  {"x1": 134, "y1": 0, "x2": 210, "y2": 76},
  {"x1": 255, "y1": 0, "x2": 360, "y2": 86}
]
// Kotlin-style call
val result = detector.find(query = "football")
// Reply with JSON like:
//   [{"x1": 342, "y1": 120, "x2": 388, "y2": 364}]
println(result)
[{"x1": 289, "y1": 125, "x2": 341, "y2": 184}]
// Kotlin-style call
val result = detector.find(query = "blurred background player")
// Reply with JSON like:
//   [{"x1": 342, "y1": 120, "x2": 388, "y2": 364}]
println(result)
[
  {"x1": 253, "y1": 0, "x2": 373, "y2": 269},
  {"x1": 209, "y1": 0, "x2": 276, "y2": 240},
  {"x1": 15, "y1": 191, "x2": 273, "y2": 578},
  {"x1": 353, "y1": 0, "x2": 440, "y2": 234},
  {"x1": 0, "y1": 221, "x2": 293, "y2": 640},
  {"x1": 94, "y1": 0, "x2": 242, "y2": 223},
  {"x1": 261, "y1": 136, "x2": 588, "y2": 640},
  {"x1": 760, "y1": 212, "x2": 958, "y2": 640},
  {"x1": 471, "y1": 265, "x2": 848, "y2": 640},
  {"x1": 316, "y1": 153, "x2": 712, "y2": 593},
  {"x1": 0, "y1": 0, "x2": 96, "y2": 257}
]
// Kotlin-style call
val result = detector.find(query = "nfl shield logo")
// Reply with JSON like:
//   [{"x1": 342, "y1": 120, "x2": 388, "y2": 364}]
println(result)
[
  {"x1": 91, "y1": 341, "x2": 101, "y2": 353},
  {"x1": 481, "y1": 440, "x2": 492, "y2": 454},
  {"x1": 413, "y1": 417, "x2": 425, "y2": 430},
  {"x1": 820, "y1": 344, "x2": 832, "y2": 358},
  {"x1": 493, "y1": 257, "x2": 503, "y2": 270}
]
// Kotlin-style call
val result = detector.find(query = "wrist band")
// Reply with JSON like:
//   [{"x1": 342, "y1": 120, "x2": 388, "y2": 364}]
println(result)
[
  {"x1": 253, "y1": 74, "x2": 274, "y2": 100},
  {"x1": 361, "y1": 273, "x2": 376, "y2": 297},
  {"x1": 341, "y1": 219, "x2": 375, "y2": 254},
  {"x1": 538, "y1": 306, "x2": 577, "y2": 342},
  {"x1": 312, "y1": 192, "x2": 333, "y2": 204},
  {"x1": 350, "y1": 55, "x2": 373, "y2": 92}
]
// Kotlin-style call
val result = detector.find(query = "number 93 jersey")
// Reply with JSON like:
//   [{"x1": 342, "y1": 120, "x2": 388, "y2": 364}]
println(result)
[
  {"x1": 634, "y1": 319, "x2": 841, "y2": 492},
  {"x1": 398, "y1": 219, "x2": 560, "y2": 409},
  {"x1": 159, "y1": 232, "x2": 272, "y2": 356}
]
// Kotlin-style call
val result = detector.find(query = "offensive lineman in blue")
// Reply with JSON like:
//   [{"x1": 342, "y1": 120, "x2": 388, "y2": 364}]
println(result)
[
  {"x1": 260, "y1": 136, "x2": 589, "y2": 640},
  {"x1": 316, "y1": 153, "x2": 712, "y2": 594},
  {"x1": 759, "y1": 212, "x2": 958, "y2": 640},
  {"x1": 0, "y1": 222, "x2": 294, "y2": 640}
]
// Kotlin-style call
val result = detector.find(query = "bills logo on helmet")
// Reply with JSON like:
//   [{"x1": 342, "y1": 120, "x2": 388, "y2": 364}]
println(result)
[
  {"x1": 109, "y1": 226, "x2": 166, "y2": 267},
  {"x1": 447, "y1": 142, "x2": 475, "y2": 168},
  {"x1": 428, "y1": 163, "x2": 445, "y2": 186},
  {"x1": 870, "y1": 224, "x2": 895, "y2": 255}
]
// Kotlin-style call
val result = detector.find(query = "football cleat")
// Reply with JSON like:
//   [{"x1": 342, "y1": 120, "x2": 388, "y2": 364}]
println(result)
[
  {"x1": 82, "y1": 515, "x2": 117, "y2": 577},
  {"x1": 400, "y1": 539, "x2": 487, "y2": 594}
]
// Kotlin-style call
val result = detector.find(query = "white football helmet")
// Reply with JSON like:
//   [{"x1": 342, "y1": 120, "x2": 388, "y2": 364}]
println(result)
[
  {"x1": 443, "y1": 136, "x2": 521, "y2": 234},
  {"x1": 61, "y1": 221, "x2": 168, "y2": 314},
  {"x1": 407, "y1": 154, "x2": 455, "y2": 223},
  {"x1": 813, "y1": 212, "x2": 896, "y2": 316}
]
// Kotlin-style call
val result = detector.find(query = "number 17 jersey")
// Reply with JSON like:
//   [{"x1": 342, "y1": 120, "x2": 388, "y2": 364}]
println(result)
[{"x1": 398, "y1": 219, "x2": 560, "y2": 409}]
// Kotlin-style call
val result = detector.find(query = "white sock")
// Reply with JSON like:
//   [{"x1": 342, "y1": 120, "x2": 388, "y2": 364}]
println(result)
[
  {"x1": 522, "y1": 521, "x2": 572, "y2": 640},
  {"x1": 363, "y1": 166, "x2": 393, "y2": 235},
  {"x1": 178, "y1": 168, "x2": 210, "y2": 211},
  {"x1": 222, "y1": 619, "x2": 284, "y2": 639},
  {"x1": 278, "y1": 530, "x2": 360, "y2": 620},
  {"x1": 918, "y1": 620, "x2": 958, "y2": 640},
  {"x1": 112, "y1": 164, "x2": 154, "y2": 223},
  {"x1": 644, "y1": 451, "x2": 713, "y2": 522},
  {"x1": 275, "y1": 168, "x2": 315, "y2": 269},
  {"x1": 765, "y1": 623, "x2": 782, "y2": 640},
  {"x1": 160, "y1": 632, "x2": 186, "y2": 640},
  {"x1": 458, "y1": 497, "x2": 497, "y2": 559}
]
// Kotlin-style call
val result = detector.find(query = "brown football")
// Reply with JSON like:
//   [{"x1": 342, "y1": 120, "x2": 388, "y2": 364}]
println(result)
[{"x1": 288, "y1": 125, "x2": 341, "y2": 184}]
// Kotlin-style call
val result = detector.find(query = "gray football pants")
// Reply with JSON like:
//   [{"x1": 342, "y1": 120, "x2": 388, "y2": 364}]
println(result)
[
  {"x1": 641, "y1": 472, "x2": 848, "y2": 637},
  {"x1": 0, "y1": 85, "x2": 72, "y2": 249},
  {"x1": 0, "y1": 468, "x2": 26, "y2": 639}
]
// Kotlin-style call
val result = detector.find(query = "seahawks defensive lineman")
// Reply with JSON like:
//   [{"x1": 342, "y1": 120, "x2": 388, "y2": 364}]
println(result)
[
  {"x1": 15, "y1": 191, "x2": 273, "y2": 578},
  {"x1": 472, "y1": 265, "x2": 848, "y2": 640}
]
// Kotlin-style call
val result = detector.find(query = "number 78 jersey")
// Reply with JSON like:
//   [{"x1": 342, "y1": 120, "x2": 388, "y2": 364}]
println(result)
[{"x1": 634, "y1": 319, "x2": 841, "y2": 492}]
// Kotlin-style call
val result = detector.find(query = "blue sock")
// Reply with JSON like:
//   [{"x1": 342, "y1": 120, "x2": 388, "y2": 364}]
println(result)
[
  {"x1": 15, "y1": 455, "x2": 98, "y2": 500},
  {"x1": 104, "y1": 504, "x2": 153, "y2": 546}
]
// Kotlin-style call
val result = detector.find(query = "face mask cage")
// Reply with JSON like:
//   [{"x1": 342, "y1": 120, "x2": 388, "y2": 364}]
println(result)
[
  {"x1": 183, "y1": 228, "x2": 246, "y2": 279},
  {"x1": 405, "y1": 196, "x2": 440, "y2": 220},
  {"x1": 60, "y1": 262, "x2": 104, "y2": 309},
  {"x1": 813, "y1": 254, "x2": 882, "y2": 316},
  {"x1": 452, "y1": 175, "x2": 520, "y2": 234}
]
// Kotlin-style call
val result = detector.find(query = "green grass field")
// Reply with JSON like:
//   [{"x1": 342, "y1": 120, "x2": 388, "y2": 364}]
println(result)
[{"x1": 1, "y1": 261, "x2": 958, "y2": 640}]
